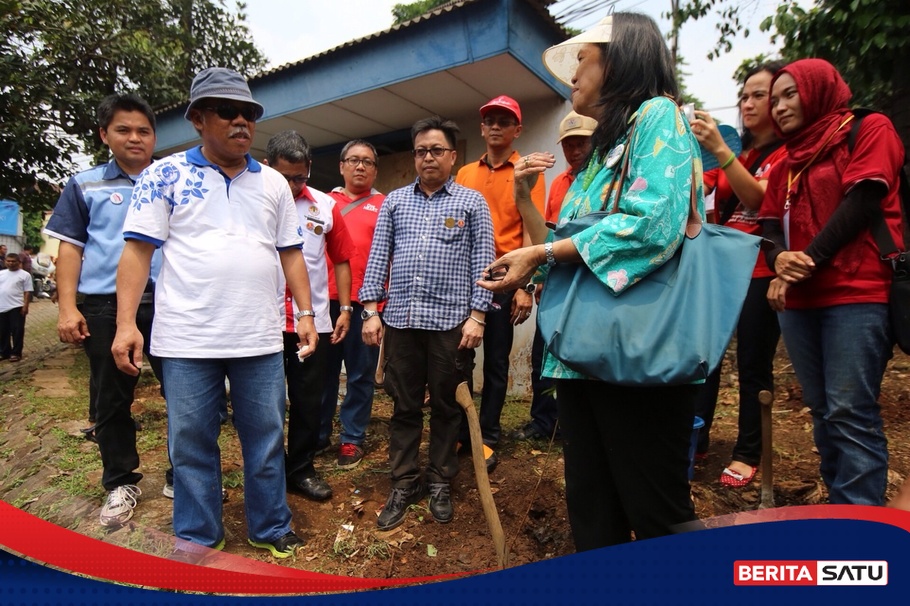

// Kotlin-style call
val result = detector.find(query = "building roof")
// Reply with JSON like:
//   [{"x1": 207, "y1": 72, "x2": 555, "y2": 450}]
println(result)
[{"x1": 154, "y1": 0, "x2": 570, "y2": 165}]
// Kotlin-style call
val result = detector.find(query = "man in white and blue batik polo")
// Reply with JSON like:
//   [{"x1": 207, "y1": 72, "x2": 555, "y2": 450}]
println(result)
[{"x1": 111, "y1": 68, "x2": 318, "y2": 560}]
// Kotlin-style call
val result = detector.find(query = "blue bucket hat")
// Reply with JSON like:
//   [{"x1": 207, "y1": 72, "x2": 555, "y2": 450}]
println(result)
[{"x1": 184, "y1": 67, "x2": 265, "y2": 121}]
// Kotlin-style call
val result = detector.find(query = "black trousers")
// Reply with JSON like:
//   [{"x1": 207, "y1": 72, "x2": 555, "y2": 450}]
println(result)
[
  {"x1": 283, "y1": 331, "x2": 330, "y2": 482},
  {"x1": 80, "y1": 295, "x2": 160, "y2": 490},
  {"x1": 0, "y1": 307, "x2": 25, "y2": 357},
  {"x1": 384, "y1": 325, "x2": 468, "y2": 487},
  {"x1": 694, "y1": 276, "x2": 780, "y2": 465},
  {"x1": 557, "y1": 379, "x2": 699, "y2": 550},
  {"x1": 459, "y1": 289, "x2": 514, "y2": 446}
]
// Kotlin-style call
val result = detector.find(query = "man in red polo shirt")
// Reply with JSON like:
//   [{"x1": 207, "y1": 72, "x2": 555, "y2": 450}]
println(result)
[
  {"x1": 323, "y1": 140, "x2": 386, "y2": 470},
  {"x1": 455, "y1": 95, "x2": 546, "y2": 470}
]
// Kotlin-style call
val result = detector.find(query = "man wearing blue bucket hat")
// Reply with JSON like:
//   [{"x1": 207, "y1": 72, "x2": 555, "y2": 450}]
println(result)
[{"x1": 113, "y1": 67, "x2": 318, "y2": 560}]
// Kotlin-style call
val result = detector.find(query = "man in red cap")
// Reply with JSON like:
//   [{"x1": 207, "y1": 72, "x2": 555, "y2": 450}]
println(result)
[{"x1": 455, "y1": 95, "x2": 546, "y2": 471}]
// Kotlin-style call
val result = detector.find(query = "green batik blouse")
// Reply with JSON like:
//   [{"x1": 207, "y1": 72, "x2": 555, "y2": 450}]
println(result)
[{"x1": 542, "y1": 95, "x2": 705, "y2": 380}]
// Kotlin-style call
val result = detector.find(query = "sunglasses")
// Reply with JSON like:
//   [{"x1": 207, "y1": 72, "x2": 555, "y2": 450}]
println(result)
[
  {"x1": 482, "y1": 117, "x2": 518, "y2": 128},
  {"x1": 201, "y1": 103, "x2": 260, "y2": 122}
]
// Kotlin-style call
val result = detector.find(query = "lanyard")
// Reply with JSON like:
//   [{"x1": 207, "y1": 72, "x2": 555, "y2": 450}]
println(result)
[{"x1": 784, "y1": 114, "x2": 855, "y2": 210}]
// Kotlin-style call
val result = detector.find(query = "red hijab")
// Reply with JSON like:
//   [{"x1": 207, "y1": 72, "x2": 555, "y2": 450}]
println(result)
[{"x1": 770, "y1": 59, "x2": 860, "y2": 271}]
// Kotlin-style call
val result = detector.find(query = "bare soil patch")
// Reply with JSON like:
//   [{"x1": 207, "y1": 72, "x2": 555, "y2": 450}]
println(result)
[{"x1": 2, "y1": 343, "x2": 909, "y2": 578}]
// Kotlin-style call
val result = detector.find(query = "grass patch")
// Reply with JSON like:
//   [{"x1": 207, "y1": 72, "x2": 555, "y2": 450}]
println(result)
[
  {"x1": 49, "y1": 428, "x2": 99, "y2": 472},
  {"x1": 50, "y1": 469, "x2": 99, "y2": 498},
  {"x1": 222, "y1": 469, "x2": 244, "y2": 489}
]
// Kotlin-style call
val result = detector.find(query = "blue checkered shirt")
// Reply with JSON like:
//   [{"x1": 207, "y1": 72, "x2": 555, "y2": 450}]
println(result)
[{"x1": 359, "y1": 177, "x2": 494, "y2": 331}]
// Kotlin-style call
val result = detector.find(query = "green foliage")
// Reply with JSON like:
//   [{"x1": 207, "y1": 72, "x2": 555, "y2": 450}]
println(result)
[
  {"x1": 760, "y1": 0, "x2": 910, "y2": 109},
  {"x1": 676, "y1": 55, "x2": 706, "y2": 109},
  {"x1": 667, "y1": 0, "x2": 760, "y2": 61},
  {"x1": 0, "y1": 0, "x2": 266, "y2": 213},
  {"x1": 21, "y1": 209, "x2": 46, "y2": 250},
  {"x1": 392, "y1": 0, "x2": 450, "y2": 24}
]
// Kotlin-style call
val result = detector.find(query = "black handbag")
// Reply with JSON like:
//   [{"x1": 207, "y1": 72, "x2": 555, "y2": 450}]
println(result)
[
  {"x1": 870, "y1": 179, "x2": 910, "y2": 355},
  {"x1": 851, "y1": 110, "x2": 910, "y2": 354}
]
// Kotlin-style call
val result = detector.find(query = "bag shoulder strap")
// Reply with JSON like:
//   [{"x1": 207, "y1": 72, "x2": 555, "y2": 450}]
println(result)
[
  {"x1": 603, "y1": 119, "x2": 638, "y2": 213},
  {"x1": 850, "y1": 109, "x2": 910, "y2": 258},
  {"x1": 341, "y1": 192, "x2": 379, "y2": 216},
  {"x1": 717, "y1": 141, "x2": 784, "y2": 225}
]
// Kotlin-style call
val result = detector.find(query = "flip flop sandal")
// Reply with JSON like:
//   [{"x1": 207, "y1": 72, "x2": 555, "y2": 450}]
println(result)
[{"x1": 720, "y1": 465, "x2": 757, "y2": 488}]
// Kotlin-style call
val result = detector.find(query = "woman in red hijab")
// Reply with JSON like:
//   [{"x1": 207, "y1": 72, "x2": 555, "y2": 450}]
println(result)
[{"x1": 759, "y1": 58, "x2": 905, "y2": 505}]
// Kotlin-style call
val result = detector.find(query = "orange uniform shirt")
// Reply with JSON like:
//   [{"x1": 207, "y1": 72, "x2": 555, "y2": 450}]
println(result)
[{"x1": 456, "y1": 150, "x2": 546, "y2": 258}]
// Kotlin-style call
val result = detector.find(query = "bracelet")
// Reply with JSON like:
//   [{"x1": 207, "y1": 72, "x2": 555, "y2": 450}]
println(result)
[
  {"x1": 720, "y1": 152, "x2": 736, "y2": 170},
  {"x1": 295, "y1": 309, "x2": 316, "y2": 320},
  {"x1": 468, "y1": 315, "x2": 486, "y2": 327},
  {"x1": 544, "y1": 241, "x2": 556, "y2": 267},
  {"x1": 339, "y1": 305, "x2": 354, "y2": 313}
]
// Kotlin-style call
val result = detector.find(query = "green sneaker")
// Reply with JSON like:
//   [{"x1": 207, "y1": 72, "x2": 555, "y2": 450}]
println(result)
[{"x1": 248, "y1": 531, "x2": 304, "y2": 559}]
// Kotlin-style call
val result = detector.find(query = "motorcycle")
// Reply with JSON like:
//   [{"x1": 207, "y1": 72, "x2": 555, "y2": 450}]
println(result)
[
  {"x1": 31, "y1": 253, "x2": 56, "y2": 300},
  {"x1": 34, "y1": 275, "x2": 56, "y2": 300}
]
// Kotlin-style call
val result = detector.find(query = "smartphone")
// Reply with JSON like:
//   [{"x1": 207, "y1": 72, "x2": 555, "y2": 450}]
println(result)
[{"x1": 683, "y1": 103, "x2": 696, "y2": 122}]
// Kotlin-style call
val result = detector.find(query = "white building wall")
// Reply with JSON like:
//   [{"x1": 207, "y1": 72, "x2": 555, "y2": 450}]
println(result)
[{"x1": 452, "y1": 97, "x2": 574, "y2": 398}]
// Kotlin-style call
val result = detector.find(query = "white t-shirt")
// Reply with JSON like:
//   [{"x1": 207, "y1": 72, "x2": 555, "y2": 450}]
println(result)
[
  {"x1": 0, "y1": 269, "x2": 33, "y2": 313},
  {"x1": 279, "y1": 186, "x2": 337, "y2": 334},
  {"x1": 123, "y1": 147, "x2": 304, "y2": 358}
]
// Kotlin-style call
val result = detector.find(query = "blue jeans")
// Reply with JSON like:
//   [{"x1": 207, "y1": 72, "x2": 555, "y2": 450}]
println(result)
[
  {"x1": 777, "y1": 304, "x2": 891, "y2": 505},
  {"x1": 321, "y1": 301, "x2": 379, "y2": 446},
  {"x1": 162, "y1": 354, "x2": 292, "y2": 547}
]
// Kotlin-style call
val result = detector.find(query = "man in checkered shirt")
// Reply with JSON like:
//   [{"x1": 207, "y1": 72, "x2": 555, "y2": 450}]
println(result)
[{"x1": 360, "y1": 116, "x2": 495, "y2": 531}]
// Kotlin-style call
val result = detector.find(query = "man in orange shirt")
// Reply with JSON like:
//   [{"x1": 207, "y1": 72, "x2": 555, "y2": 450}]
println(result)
[
  {"x1": 455, "y1": 95, "x2": 545, "y2": 470},
  {"x1": 514, "y1": 110, "x2": 595, "y2": 442}
]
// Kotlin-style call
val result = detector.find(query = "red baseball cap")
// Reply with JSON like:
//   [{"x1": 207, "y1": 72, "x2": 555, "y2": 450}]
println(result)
[{"x1": 480, "y1": 95, "x2": 522, "y2": 123}]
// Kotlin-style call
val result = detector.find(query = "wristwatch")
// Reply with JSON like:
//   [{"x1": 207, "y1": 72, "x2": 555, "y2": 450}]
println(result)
[
  {"x1": 339, "y1": 305, "x2": 355, "y2": 313},
  {"x1": 361, "y1": 309, "x2": 379, "y2": 320},
  {"x1": 295, "y1": 309, "x2": 315, "y2": 320},
  {"x1": 544, "y1": 242, "x2": 556, "y2": 267},
  {"x1": 523, "y1": 282, "x2": 537, "y2": 294}
]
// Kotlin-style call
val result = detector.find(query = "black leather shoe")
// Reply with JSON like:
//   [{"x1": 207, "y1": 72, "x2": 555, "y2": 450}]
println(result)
[
  {"x1": 485, "y1": 448, "x2": 498, "y2": 473},
  {"x1": 288, "y1": 475, "x2": 333, "y2": 501},
  {"x1": 428, "y1": 482, "x2": 453, "y2": 523},
  {"x1": 513, "y1": 423, "x2": 547, "y2": 441},
  {"x1": 377, "y1": 484, "x2": 425, "y2": 531}
]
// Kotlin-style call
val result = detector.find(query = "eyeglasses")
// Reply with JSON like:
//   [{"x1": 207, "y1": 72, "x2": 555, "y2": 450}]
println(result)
[
  {"x1": 412, "y1": 147, "x2": 454, "y2": 159},
  {"x1": 201, "y1": 103, "x2": 260, "y2": 122},
  {"x1": 342, "y1": 157, "x2": 376, "y2": 168},
  {"x1": 482, "y1": 117, "x2": 518, "y2": 128},
  {"x1": 283, "y1": 173, "x2": 308, "y2": 185}
]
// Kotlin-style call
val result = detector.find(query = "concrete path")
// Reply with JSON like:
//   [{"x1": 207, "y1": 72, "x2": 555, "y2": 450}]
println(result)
[{"x1": 0, "y1": 300, "x2": 70, "y2": 385}]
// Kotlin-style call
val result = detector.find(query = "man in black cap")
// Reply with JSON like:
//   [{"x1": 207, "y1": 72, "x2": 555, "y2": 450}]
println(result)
[{"x1": 112, "y1": 68, "x2": 318, "y2": 559}]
